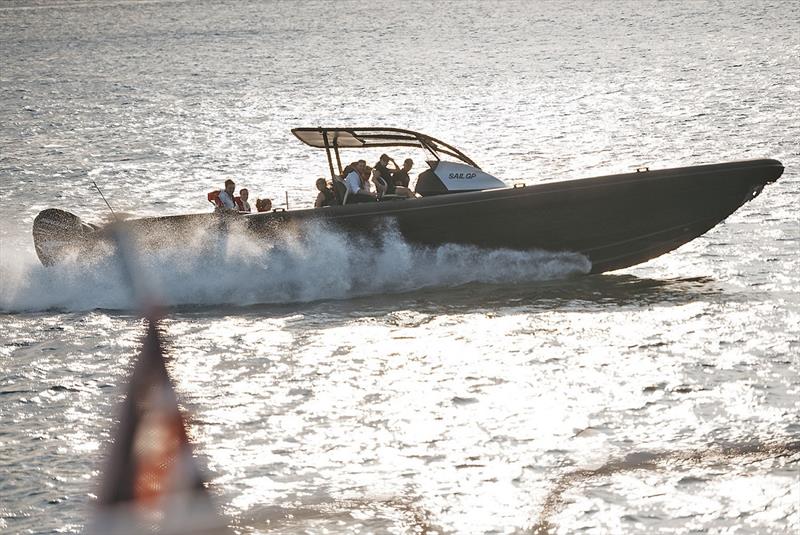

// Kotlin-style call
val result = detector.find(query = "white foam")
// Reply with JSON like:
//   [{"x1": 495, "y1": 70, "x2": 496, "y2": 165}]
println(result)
[{"x1": 0, "y1": 223, "x2": 591, "y2": 313}]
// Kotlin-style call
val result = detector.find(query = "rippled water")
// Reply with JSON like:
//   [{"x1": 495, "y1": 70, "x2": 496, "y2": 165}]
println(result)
[{"x1": 1, "y1": 0, "x2": 798, "y2": 533}]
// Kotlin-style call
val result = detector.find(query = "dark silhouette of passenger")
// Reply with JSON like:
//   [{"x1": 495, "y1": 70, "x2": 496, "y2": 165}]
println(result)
[
  {"x1": 374, "y1": 153, "x2": 398, "y2": 195},
  {"x1": 314, "y1": 178, "x2": 337, "y2": 207},
  {"x1": 389, "y1": 159, "x2": 415, "y2": 198}
]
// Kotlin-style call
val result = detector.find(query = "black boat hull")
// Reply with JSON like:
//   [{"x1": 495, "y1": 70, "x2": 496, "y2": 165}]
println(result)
[{"x1": 33, "y1": 159, "x2": 784, "y2": 274}]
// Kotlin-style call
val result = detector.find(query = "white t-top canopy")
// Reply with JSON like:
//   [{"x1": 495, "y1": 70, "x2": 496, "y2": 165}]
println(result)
[{"x1": 291, "y1": 127, "x2": 479, "y2": 168}]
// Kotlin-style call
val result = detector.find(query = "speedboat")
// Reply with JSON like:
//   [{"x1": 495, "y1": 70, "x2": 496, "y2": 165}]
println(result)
[{"x1": 33, "y1": 127, "x2": 784, "y2": 273}]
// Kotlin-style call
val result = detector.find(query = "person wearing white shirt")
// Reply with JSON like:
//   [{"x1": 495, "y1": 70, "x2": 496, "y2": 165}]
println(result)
[
  {"x1": 217, "y1": 179, "x2": 237, "y2": 210},
  {"x1": 344, "y1": 168, "x2": 361, "y2": 196},
  {"x1": 343, "y1": 160, "x2": 376, "y2": 203}
]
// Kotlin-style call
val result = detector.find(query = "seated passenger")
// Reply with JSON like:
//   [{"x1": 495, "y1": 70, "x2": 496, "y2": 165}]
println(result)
[
  {"x1": 343, "y1": 160, "x2": 377, "y2": 203},
  {"x1": 255, "y1": 198, "x2": 272, "y2": 212},
  {"x1": 207, "y1": 178, "x2": 237, "y2": 210},
  {"x1": 217, "y1": 179, "x2": 237, "y2": 210},
  {"x1": 235, "y1": 188, "x2": 251, "y2": 212},
  {"x1": 390, "y1": 159, "x2": 415, "y2": 198},
  {"x1": 374, "y1": 153, "x2": 397, "y2": 190},
  {"x1": 314, "y1": 178, "x2": 337, "y2": 207}
]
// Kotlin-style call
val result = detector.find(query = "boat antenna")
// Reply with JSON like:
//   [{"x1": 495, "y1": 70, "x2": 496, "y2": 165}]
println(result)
[
  {"x1": 285, "y1": 191, "x2": 289, "y2": 210},
  {"x1": 92, "y1": 180, "x2": 118, "y2": 222}
]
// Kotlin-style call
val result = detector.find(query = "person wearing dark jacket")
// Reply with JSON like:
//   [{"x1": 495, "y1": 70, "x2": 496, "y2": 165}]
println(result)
[
  {"x1": 374, "y1": 153, "x2": 397, "y2": 194},
  {"x1": 388, "y1": 159, "x2": 415, "y2": 198},
  {"x1": 314, "y1": 178, "x2": 337, "y2": 207}
]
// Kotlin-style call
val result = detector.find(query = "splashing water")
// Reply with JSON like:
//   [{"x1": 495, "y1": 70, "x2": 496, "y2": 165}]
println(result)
[{"x1": 0, "y1": 222, "x2": 591, "y2": 313}]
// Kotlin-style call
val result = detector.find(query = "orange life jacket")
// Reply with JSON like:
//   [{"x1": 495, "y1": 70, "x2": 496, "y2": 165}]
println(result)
[{"x1": 207, "y1": 190, "x2": 223, "y2": 207}]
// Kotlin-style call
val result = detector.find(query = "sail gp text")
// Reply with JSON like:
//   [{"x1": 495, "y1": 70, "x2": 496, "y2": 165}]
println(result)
[{"x1": 448, "y1": 172, "x2": 476, "y2": 179}]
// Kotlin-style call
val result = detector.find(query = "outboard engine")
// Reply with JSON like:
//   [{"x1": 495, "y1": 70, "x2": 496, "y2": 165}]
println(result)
[
  {"x1": 32, "y1": 208, "x2": 99, "y2": 266},
  {"x1": 415, "y1": 161, "x2": 506, "y2": 197}
]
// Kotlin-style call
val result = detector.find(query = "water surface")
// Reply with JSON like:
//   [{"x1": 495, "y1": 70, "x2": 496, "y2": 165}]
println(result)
[{"x1": 1, "y1": 1, "x2": 798, "y2": 533}]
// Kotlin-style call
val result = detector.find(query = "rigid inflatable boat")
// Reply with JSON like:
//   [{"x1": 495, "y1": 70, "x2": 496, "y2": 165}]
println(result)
[{"x1": 33, "y1": 127, "x2": 784, "y2": 274}]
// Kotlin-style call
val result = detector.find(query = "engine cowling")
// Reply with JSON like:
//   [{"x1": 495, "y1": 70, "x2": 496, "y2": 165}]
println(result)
[{"x1": 33, "y1": 209, "x2": 98, "y2": 266}]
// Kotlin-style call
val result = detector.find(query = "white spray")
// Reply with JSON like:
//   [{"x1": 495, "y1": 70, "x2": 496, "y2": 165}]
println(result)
[{"x1": 0, "y1": 222, "x2": 591, "y2": 313}]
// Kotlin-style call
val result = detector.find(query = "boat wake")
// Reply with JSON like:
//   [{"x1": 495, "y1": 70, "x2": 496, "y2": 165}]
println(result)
[
  {"x1": 0, "y1": 222, "x2": 590, "y2": 313},
  {"x1": 530, "y1": 439, "x2": 800, "y2": 534}
]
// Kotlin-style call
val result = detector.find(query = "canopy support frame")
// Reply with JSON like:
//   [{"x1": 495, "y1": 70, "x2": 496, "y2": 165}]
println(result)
[
  {"x1": 322, "y1": 129, "x2": 337, "y2": 182},
  {"x1": 292, "y1": 127, "x2": 481, "y2": 179}
]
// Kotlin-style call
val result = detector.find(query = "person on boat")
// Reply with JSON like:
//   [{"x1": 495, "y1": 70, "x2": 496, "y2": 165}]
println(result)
[
  {"x1": 373, "y1": 153, "x2": 398, "y2": 195},
  {"x1": 374, "y1": 154, "x2": 396, "y2": 179},
  {"x1": 387, "y1": 158, "x2": 415, "y2": 198},
  {"x1": 216, "y1": 179, "x2": 237, "y2": 210},
  {"x1": 344, "y1": 160, "x2": 377, "y2": 203},
  {"x1": 235, "y1": 188, "x2": 251, "y2": 212},
  {"x1": 341, "y1": 161, "x2": 357, "y2": 178},
  {"x1": 314, "y1": 178, "x2": 337, "y2": 207},
  {"x1": 255, "y1": 198, "x2": 272, "y2": 212}
]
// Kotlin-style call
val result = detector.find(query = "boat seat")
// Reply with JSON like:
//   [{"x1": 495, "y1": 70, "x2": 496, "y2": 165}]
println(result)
[
  {"x1": 375, "y1": 175, "x2": 398, "y2": 201},
  {"x1": 332, "y1": 179, "x2": 349, "y2": 205},
  {"x1": 375, "y1": 175, "x2": 409, "y2": 201}
]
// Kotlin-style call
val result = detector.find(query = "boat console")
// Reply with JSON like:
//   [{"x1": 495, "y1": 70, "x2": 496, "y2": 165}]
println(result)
[{"x1": 416, "y1": 160, "x2": 506, "y2": 196}]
